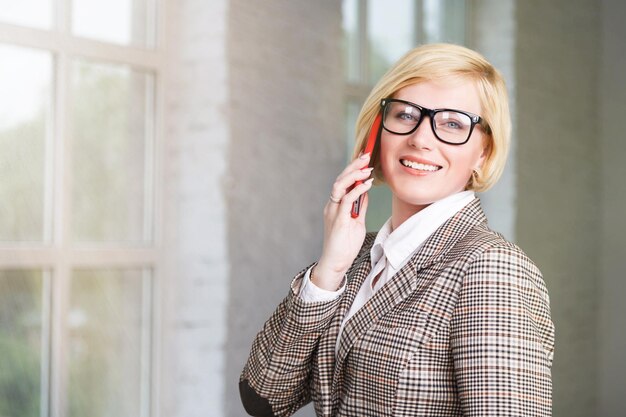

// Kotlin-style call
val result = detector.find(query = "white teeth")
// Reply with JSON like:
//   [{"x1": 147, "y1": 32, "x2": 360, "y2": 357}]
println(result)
[{"x1": 401, "y1": 159, "x2": 440, "y2": 171}]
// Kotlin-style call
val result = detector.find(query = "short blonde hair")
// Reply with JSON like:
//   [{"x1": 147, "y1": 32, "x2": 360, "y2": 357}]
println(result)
[{"x1": 352, "y1": 43, "x2": 511, "y2": 192}]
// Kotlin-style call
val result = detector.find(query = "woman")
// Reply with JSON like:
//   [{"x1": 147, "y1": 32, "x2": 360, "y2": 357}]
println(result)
[{"x1": 240, "y1": 43, "x2": 555, "y2": 417}]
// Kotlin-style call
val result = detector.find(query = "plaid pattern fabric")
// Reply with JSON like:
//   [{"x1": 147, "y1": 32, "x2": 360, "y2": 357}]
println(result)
[{"x1": 240, "y1": 198, "x2": 555, "y2": 417}]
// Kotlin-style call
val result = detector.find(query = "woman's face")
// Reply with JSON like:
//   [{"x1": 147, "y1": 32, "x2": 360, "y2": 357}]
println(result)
[{"x1": 380, "y1": 78, "x2": 488, "y2": 219}]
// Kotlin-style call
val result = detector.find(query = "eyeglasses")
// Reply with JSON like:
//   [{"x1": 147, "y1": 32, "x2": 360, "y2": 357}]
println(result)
[{"x1": 380, "y1": 98, "x2": 489, "y2": 145}]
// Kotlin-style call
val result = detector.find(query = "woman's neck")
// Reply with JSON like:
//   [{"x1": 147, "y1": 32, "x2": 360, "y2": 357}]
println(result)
[{"x1": 390, "y1": 197, "x2": 430, "y2": 231}]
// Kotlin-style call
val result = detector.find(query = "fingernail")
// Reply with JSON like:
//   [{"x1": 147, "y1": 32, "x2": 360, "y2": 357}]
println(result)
[
  {"x1": 360, "y1": 153, "x2": 370, "y2": 160},
  {"x1": 365, "y1": 178, "x2": 374, "y2": 185},
  {"x1": 361, "y1": 167, "x2": 374, "y2": 172}
]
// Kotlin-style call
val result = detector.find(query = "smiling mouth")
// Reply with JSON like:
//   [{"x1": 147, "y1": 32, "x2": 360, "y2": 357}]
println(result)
[{"x1": 400, "y1": 159, "x2": 442, "y2": 172}]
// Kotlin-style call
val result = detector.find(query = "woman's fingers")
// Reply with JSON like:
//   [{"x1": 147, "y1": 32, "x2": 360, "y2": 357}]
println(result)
[
  {"x1": 341, "y1": 178, "x2": 374, "y2": 208},
  {"x1": 325, "y1": 153, "x2": 373, "y2": 219},
  {"x1": 324, "y1": 177, "x2": 373, "y2": 220},
  {"x1": 335, "y1": 153, "x2": 371, "y2": 183},
  {"x1": 338, "y1": 178, "x2": 374, "y2": 211},
  {"x1": 330, "y1": 166, "x2": 373, "y2": 203}
]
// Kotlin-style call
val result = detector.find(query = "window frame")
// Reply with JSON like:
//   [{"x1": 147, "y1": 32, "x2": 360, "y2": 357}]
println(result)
[{"x1": 0, "y1": 0, "x2": 165, "y2": 415}]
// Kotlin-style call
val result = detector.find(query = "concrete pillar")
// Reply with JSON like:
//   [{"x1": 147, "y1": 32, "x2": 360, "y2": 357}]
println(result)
[
  {"x1": 161, "y1": 0, "x2": 231, "y2": 416},
  {"x1": 515, "y1": 1, "x2": 601, "y2": 416},
  {"x1": 224, "y1": 1, "x2": 344, "y2": 416},
  {"x1": 599, "y1": 0, "x2": 626, "y2": 416}
]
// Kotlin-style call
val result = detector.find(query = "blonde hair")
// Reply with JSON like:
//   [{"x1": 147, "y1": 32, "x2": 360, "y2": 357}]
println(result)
[{"x1": 352, "y1": 43, "x2": 511, "y2": 192}]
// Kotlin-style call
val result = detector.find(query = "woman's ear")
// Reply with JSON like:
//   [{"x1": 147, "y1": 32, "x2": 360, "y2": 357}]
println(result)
[{"x1": 475, "y1": 138, "x2": 491, "y2": 170}]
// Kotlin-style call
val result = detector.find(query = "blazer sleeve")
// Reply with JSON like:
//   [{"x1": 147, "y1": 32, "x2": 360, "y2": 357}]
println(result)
[
  {"x1": 239, "y1": 266, "x2": 341, "y2": 417},
  {"x1": 450, "y1": 244, "x2": 555, "y2": 417}
]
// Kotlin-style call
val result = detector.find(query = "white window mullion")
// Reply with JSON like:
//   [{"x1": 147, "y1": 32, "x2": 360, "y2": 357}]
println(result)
[
  {"x1": 49, "y1": 5, "x2": 71, "y2": 409},
  {"x1": 49, "y1": 261, "x2": 70, "y2": 417},
  {"x1": 68, "y1": 249, "x2": 158, "y2": 266},
  {"x1": 40, "y1": 270, "x2": 52, "y2": 417},
  {"x1": 151, "y1": 266, "x2": 162, "y2": 417},
  {"x1": 140, "y1": 268, "x2": 153, "y2": 417},
  {"x1": 43, "y1": 56, "x2": 56, "y2": 245},
  {"x1": 144, "y1": 75, "x2": 156, "y2": 244},
  {"x1": 0, "y1": 248, "x2": 157, "y2": 267},
  {"x1": 49, "y1": 0, "x2": 72, "y2": 412},
  {"x1": 150, "y1": 0, "x2": 166, "y2": 413},
  {"x1": 0, "y1": 24, "x2": 162, "y2": 71}
]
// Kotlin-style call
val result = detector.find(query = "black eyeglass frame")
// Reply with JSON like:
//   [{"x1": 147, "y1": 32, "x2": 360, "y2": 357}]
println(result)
[{"x1": 380, "y1": 98, "x2": 489, "y2": 145}]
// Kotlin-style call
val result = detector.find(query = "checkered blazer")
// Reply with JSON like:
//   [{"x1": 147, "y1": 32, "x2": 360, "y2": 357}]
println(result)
[{"x1": 240, "y1": 198, "x2": 555, "y2": 417}]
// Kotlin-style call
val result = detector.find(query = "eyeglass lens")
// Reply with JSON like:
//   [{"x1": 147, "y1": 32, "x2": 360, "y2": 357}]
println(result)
[{"x1": 383, "y1": 101, "x2": 473, "y2": 144}]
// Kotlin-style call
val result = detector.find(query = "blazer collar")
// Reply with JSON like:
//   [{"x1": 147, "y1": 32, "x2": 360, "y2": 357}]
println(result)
[
  {"x1": 329, "y1": 198, "x2": 487, "y2": 391},
  {"x1": 409, "y1": 197, "x2": 487, "y2": 271}
]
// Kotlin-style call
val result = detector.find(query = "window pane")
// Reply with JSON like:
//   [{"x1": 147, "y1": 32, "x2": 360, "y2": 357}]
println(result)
[
  {"x1": 342, "y1": 0, "x2": 359, "y2": 83},
  {"x1": 0, "y1": 270, "x2": 45, "y2": 417},
  {"x1": 423, "y1": 0, "x2": 466, "y2": 44},
  {"x1": 72, "y1": 0, "x2": 155, "y2": 47},
  {"x1": 0, "y1": 0, "x2": 52, "y2": 29},
  {"x1": 344, "y1": 100, "x2": 361, "y2": 162},
  {"x1": 368, "y1": 0, "x2": 414, "y2": 84},
  {"x1": 67, "y1": 269, "x2": 150, "y2": 417},
  {"x1": 71, "y1": 60, "x2": 154, "y2": 243},
  {"x1": 0, "y1": 45, "x2": 51, "y2": 243}
]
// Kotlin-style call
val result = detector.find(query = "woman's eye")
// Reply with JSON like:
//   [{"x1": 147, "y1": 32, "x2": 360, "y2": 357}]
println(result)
[
  {"x1": 445, "y1": 120, "x2": 462, "y2": 129},
  {"x1": 396, "y1": 112, "x2": 416, "y2": 122},
  {"x1": 437, "y1": 118, "x2": 465, "y2": 130},
  {"x1": 436, "y1": 111, "x2": 472, "y2": 131}
]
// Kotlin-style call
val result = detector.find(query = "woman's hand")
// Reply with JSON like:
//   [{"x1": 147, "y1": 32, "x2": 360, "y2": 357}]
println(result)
[{"x1": 313, "y1": 153, "x2": 374, "y2": 291}]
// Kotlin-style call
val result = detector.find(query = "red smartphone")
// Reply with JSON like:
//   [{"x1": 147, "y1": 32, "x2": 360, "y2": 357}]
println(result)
[{"x1": 350, "y1": 112, "x2": 382, "y2": 218}]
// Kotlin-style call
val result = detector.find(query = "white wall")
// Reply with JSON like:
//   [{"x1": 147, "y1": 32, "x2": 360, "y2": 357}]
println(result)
[
  {"x1": 161, "y1": 0, "x2": 231, "y2": 416},
  {"x1": 599, "y1": 0, "x2": 626, "y2": 416}
]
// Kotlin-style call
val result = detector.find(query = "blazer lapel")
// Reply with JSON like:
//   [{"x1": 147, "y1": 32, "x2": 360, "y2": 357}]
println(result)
[
  {"x1": 410, "y1": 198, "x2": 487, "y2": 271},
  {"x1": 333, "y1": 256, "x2": 418, "y2": 375}
]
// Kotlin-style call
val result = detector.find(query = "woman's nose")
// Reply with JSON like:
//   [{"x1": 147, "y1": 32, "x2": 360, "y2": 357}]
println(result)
[{"x1": 407, "y1": 117, "x2": 437, "y2": 149}]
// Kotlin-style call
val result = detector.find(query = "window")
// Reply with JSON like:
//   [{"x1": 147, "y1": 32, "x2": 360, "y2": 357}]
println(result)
[
  {"x1": 0, "y1": 1, "x2": 160, "y2": 416},
  {"x1": 342, "y1": 0, "x2": 466, "y2": 230}
]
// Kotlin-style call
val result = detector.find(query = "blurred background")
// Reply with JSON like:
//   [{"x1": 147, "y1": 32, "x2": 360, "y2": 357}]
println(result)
[{"x1": 0, "y1": 0, "x2": 624, "y2": 416}]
